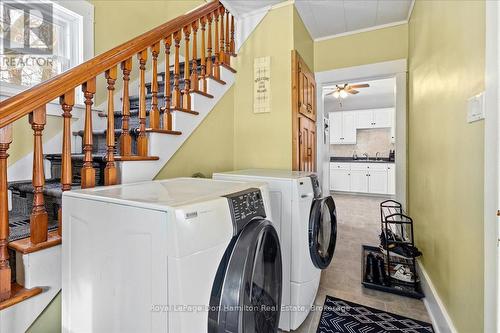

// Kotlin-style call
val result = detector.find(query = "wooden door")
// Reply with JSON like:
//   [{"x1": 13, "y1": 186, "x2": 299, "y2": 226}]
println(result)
[
  {"x1": 292, "y1": 50, "x2": 317, "y2": 171},
  {"x1": 299, "y1": 116, "x2": 316, "y2": 172}
]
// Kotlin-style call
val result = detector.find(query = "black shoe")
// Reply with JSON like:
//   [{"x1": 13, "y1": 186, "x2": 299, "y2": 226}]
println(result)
[
  {"x1": 365, "y1": 252, "x2": 379, "y2": 283},
  {"x1": 375, "y1": 255, "x2": 389, "y2": 286},
  {"x1": 379, "y1": 230, "x2": 422, "y2": 258}
]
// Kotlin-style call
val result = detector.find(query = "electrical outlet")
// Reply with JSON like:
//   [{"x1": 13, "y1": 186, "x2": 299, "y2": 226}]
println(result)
[{"x1": 467, "y1": 92, "x2": 485, "y2": 123}]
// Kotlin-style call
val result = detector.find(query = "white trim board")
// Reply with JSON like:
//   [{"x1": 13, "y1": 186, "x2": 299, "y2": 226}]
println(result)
[
  {"x1": 417, "y1": 261, "x2": 457, "y2": 333},
  {"x1": 313, "y1": 20, "x2": 407, "y2": 42},
  {"x1": 484, "y1": 1, "x2": 499, "y2": 332},
  {"x1": 315, "y1": 59, "x2": 408, "y2": 208}
]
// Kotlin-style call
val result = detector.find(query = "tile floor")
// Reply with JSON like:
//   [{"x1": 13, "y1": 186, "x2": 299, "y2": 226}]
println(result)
[{"x1": 288, "y1": 193, "x2": 431, "y2": 333}]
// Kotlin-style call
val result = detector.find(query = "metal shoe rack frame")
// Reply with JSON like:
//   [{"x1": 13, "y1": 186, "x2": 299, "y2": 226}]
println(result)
[{"x1": 379, "y1": 199, "x2": 423, "y2": 298}]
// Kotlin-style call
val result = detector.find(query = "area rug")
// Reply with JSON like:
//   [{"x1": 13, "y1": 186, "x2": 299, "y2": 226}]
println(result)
[{"x1": 316, "y1": 296, "x2": 434, "y2": 333}]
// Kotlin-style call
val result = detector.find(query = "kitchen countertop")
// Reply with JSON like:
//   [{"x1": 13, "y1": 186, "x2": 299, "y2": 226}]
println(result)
[{"x1": 330, "y1": 157, "x2": 395, "y2": 164}]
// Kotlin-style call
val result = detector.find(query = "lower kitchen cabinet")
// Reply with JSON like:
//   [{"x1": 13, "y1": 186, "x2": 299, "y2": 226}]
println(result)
[
  {"x1": 387, "y1": 164, "x2": 395, "y2": 195},
  {"x1": 330, "y1": 169, "x2": 350, "y2": 192},
  {"x1": 330, "y1": 162, "x2": 395, "y2": 195},
  {"x1": 350, "y1": 170, "x2": 368, "y2": 193},
  {"x1": 368, "y1": 170, "x2": 388, "y2": 194}
]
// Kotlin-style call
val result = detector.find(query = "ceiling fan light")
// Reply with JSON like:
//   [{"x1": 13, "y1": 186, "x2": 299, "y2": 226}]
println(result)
[
  {"x1": 332, "y1": 91, "x2": 340, "y2": 98},
  {"x1": 339, "y1": 90, "x2": 348, "y2": 98}
]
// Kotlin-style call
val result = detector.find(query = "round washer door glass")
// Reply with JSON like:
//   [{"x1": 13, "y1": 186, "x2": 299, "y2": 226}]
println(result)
[
  {"x1": 309, "y1": 196, "x2": 337, "y2": 269},
  {"x1": 208, "y1": 219, "x2": 282, "y2": 333}
]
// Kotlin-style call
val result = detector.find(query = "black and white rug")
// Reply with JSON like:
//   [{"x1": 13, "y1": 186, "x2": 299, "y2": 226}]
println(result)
[{"x1": 317, "y1": 296, "x2": 434, "y2": 333}]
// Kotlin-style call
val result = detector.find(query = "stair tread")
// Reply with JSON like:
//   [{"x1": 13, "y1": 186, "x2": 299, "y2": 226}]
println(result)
[
  {"x1": 207, "y1": 75, "x2": 226, "y2": 85},
  {"x1": 45, "y1": 153, "x2": 159, "y2": 162},
  {"x1": 220, "y1": 63, "x2": 237, "y2": 73},
  {"x1": 145, "y1": 128, "x2": 182, "y2": 135},
  {"x1": 9, "y1": 230, "x2": 61, "y2": 254},
  {"x1": 114, "y1": 155, "x2": 160, "y2": 161},
  {"x1": 0, "y1": 283, "x2": 43, "y2": 310}
]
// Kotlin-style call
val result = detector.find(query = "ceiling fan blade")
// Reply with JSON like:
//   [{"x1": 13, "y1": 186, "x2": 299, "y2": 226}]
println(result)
[
  {"x1": 349, "y1": 83, "x2": 370, "y2": 88},
  {"x1": 348, "y1": 90, "x2": 359, "y2": 94},
  {"x1": 325, "y1": 91, "x2": 334, "y2": 96}
]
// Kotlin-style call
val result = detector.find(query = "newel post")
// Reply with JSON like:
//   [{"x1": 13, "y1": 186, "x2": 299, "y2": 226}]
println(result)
[{"x1": 0, "y1": 125, "x2": 12, "y2": 302}]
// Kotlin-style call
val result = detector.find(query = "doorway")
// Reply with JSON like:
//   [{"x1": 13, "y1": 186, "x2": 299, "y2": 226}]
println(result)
[{"x1": 315, "y1": 60, "x2": 407, "y2": 207}]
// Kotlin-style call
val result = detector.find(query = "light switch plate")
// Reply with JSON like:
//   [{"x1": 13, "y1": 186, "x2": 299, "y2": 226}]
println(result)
[{"x1": 467, "y1": 92, "x2": 485, "y2": 123}]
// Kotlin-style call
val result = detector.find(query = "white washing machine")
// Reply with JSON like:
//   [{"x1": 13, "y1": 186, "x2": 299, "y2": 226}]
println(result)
[
  {"x1": 213, "y1": 170, "x2": 338, "y2": 331},
  {"x1": 62, "y1": 178, "x2": 282, "y2": 333}
]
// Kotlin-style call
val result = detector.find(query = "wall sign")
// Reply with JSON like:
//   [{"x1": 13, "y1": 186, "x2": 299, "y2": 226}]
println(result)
[{"x1": 254, "y1": 56, "x2": 271, "y2": 113}]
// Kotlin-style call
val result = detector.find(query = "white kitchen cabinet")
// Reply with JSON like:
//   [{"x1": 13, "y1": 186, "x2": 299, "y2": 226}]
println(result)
[
  {"x1": 349, "y1": 170, "x2": 369, "y2": 193},
  {"x1": 368, "y1": 170, "x2": 388, "y2": 194},
  {"x1": 356, "y1": 108, "x2": 394, "y2": 129},
  {"x1": 329, "y1": 111, "x2": 357, "y2": 144},
  {"x1": 329, "y1": 162, "x2": 395, "y2": 195},
  {"x1": 387, "y1": 164, "x2": 396, "y2": 195},
  {"x1": 330, "y1": 169, "x2": 350, "y2": 191},
  {"x1": 342, "y1": 112, "x2": 357, "y2": 144}
]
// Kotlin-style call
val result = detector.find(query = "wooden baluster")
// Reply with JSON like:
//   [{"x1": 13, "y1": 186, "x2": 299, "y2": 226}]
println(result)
[
  {"x1": 172, "y1": 31, "x2": 182, "y2": 110},
  {"x1": 0, "y1": 125, "x2": 12, "y2": 302},
  {"x1": 104, "y1": 66, "x2": 118, "y2": 185},
  {"x1": 150, "y1": 43, "x2": 160, "y2": 129},
  {"x1": 29, "y1": 106, "x2": 48, "y2": 244},
  {"x1": 59, "y1": 90, "x2": 74, "y2": 236},
  {"x1": 182, "y1": 25, "x2": 191, "y2": 111},
  {"x1": 213, "y1": 10, "x2": 220, "y2": 79},
  {"x1": 219, "y1": 7, "x2": 225, "y2": 66},
  {"x1": 163, "y1": 36, "x2": 172, "y2": 130},
  {"x1": 206, "y1": 13, "x2": 213, "y2": 79},
  {"x1": 137, "y1": 50, "x2": 149, "y2": 156},
  {"x1": 225, "y1": 9, "x2": 230, "y2": 64},
  {"x1": 200, "y1": 16, "x2": 207, "y2": 93},
  {"x1": 190, "y1": 20, "x2": 199, "y2": 92},
  {"x1": 120, "y1": 59, "x2": 132, "y2": 156},
  {"x1": 81, "y1": 78, "x2": 96, "y2": 188},
  {"x1": 230, "y1": 14, "x2": 235, "y2": 55}
]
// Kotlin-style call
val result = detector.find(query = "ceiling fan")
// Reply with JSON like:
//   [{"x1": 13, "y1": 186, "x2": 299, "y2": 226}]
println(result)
[{"x1": 326, "y1": 83, "x2": 370, "y2": 98}]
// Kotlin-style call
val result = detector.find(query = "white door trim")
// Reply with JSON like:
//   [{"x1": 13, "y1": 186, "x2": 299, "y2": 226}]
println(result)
[
  {"x1": 484, "y1": 1, "x2": 499, "y2": 332},
  {"x1": 315, "y1": 59, "x2": 407, "y2": 207}
]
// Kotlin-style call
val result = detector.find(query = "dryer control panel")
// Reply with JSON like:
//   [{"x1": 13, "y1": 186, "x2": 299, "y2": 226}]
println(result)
[{"x1": 225, "y1": 188, "x2": 266, "y2": 234}]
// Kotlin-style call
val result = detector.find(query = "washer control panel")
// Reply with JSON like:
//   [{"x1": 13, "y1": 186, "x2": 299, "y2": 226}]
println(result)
[{"x1": 225, "y1": 188, "x2": 266, "y2": 233}]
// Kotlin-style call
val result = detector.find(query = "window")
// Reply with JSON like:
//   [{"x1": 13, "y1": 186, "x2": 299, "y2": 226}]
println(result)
[{"x1": 0, "y1": 0, "x2": 93, "y2": 90}]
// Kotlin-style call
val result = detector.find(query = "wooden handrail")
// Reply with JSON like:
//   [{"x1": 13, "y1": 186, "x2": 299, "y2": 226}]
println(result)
[{"x1": 0, "y1": 0, "x2": 222, "y2": 128}]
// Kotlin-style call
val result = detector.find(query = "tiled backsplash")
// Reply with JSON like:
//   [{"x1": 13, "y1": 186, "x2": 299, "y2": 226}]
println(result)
[{"x1": 330, "y1": 128, "x2": 395, "y2": 158}]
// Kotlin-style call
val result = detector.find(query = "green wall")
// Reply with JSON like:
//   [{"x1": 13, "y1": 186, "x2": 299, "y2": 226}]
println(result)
[
  {"x1": 407, "y1": 1, "x2": 485, "y2": 332},
  {"x1": 155, "y1": 87, "x2": 235, "y2": 179},
  {"x1": 26, "y1": 293, "x2": 61, "y2": 333},
  {"x1": 314, "y1": 24, "x2": 408, "y2": 72}
]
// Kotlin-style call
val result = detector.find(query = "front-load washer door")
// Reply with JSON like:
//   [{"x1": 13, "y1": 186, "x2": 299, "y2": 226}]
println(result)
[
  {"x1": 308, "y1": 196, "x2": 337, "y2": 269},
  {"x1": 208, "y1": 219, "x2": 282, "y2": 333}
]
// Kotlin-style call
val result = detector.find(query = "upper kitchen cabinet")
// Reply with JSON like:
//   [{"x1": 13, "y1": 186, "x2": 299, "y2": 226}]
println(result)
[
  {"x1": 329, "y1": 111, "x2": 357, "y2": 145},
  {"x1": 356, "y1": 108, "x2": 393, "y2": 129},
  {"x1": 297, "y1": 60, "x2": 316, "y2": 121}
]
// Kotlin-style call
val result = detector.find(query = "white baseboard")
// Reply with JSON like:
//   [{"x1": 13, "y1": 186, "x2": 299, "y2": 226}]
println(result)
[{"x1": 417, "y1": 260, "x2": 457, "y2": 333}]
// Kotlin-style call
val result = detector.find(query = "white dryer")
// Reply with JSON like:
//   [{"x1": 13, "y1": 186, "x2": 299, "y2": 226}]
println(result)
[
  {"x1": 213, "y1": 170, "x2": 338, "y2": 331},
  {"x1": 62, "y1": 178, "x2": 282, "y2": 333}
]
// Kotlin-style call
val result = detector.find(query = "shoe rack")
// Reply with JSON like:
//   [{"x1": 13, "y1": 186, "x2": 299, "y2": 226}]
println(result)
[{"x1": 361, "y1": 200, "x2": 424, "y2": 299}]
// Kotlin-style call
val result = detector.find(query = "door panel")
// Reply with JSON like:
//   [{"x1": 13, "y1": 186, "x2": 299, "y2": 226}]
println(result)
[
  {"x1": 342, "y1": 112, "x2": 357, "y2": 144},
  {"x1": 329, "y1": 112, "x2": 342, "y2": 144},
  {"x1": 373, "y1": 108, "x2": 392, "y2": 128},
  {"x1": 350, "y1": 170, "x2": 368, "y2": 193},
  {"x1": 368, "y1": 170, "x2": 388, "y2": 194},
  {"x1": 299, "y1": 117, "x2": 316, "y2": 172},
  {"x1": 387, "y1": 165, "x2": 396, "y2": 195},
  {"x1": 330, "y1": 169, "x2": 350, "y2": 192},
  {"x1": 356, "y1": 110, "x2": 373, "y2": 128}
]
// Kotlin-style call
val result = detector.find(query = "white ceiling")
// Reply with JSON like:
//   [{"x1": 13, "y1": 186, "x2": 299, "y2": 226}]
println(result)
[
  {"x1": 324, "y1": 77, "x2": 396, "y2": 112},
  {"x1": 223, "y1": 0, "x2": 413, "y2": 40}
]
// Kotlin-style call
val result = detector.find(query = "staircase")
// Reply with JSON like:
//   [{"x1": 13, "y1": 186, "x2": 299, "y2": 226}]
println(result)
[{"x1": 0, "y1": 1, "x2": 237, "y2": 331}]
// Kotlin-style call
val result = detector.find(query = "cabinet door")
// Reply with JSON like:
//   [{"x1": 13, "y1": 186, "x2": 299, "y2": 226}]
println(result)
[
  {"x1": 298, "y1": 63, "x2": 308, "y2": 116},
  {"x1": 356, "y1": 110, "x2": 373, "y2": 128},
  {"x1": 298, "y1": 63, "x2": 316, "y2": 121},
  {"x1": 330, "y1": 169, "x2": 350, "y2": 192},
  {"x1": 390, "y1": 109, "x2": 396, "y2": 143},
  {"x1": 350, "y1": 170, "x2": 368, "y2": 193},
  {"x1": 387, "y1": 164, "x2": 395, "y2": 195},
  {"x1": 368, "y1": 170, "x2": 388, "y2": 194},
  {"x1": 342, "y1": 111, "x2": 357, "y2": 144},
  {"x1": 329, "y1": 112, "x2": 342, "y2": 144},
  {"x1": 299, "y1": 116, "x2": 316, "y2": 172},
  {"x1": 373, "y1": 108, "x2": 392, "y2": 128}
]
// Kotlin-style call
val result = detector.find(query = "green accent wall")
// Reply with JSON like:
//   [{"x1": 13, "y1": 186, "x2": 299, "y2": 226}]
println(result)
[
  {"x1": 26, "y1": 293, "x2": 61, "y2": 333},
  {"x1": 408, "y1": 1, "x2": 485, "y2": 331},
  {"x1": 314, "y1": 24, "x2": 408, "y2": 72}
]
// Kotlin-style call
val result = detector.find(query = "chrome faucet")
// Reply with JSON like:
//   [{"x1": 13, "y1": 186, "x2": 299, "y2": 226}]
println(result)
[
  {"x1": 352, "y1": 150, "x2": 358, "y2": 160},
  {"x1": 375, "y1": 152, "x2": 380, "y2": 161},
  {"x1": 363, "y1": 153, "x2": 369, "y2": 160}
]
